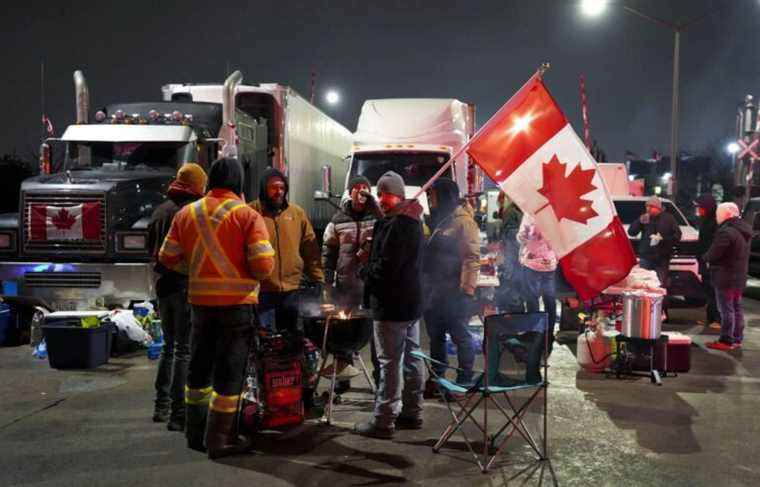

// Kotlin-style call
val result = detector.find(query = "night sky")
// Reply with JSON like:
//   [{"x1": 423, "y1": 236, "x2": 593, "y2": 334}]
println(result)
[{"x1": 0, "y1": 0, "x2": 755, "y2": 162}]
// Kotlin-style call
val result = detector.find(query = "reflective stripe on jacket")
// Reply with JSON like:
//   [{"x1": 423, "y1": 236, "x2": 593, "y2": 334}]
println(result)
[{"x1": 159, "y1": 189, "x2": 274, "y2": 306}]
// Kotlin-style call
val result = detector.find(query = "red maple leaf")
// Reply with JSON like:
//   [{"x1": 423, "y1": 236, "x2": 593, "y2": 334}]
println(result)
[
  {"x1": 51, "y1": 208, "x2": 77, "y2": 230},
  {"x1": 537, "y1": 155, "x2": 598, "y2": 224}
]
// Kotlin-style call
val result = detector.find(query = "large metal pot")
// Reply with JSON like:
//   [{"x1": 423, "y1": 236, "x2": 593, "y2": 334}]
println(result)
[{"x1": 622, "y1": 290, "x2": 664, "y2": 340}]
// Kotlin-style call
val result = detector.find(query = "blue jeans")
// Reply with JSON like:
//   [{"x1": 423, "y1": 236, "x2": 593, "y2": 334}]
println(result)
[
  {"x1": 715, "y1": 288, "x2": 744, "y2": 344},
  {"x1": 522, "y1": 267, "x2": 557, "y2": 327},
  {"x1": 155, "y1": 290, "x2": 191, "y2": 421},
  {"x1": 373, "y1": 319, "x2": 424, "y2": 429},
  {"x1": 258, "y1": 291, "x2": 300, "y2": 333},
  {"x1": 424, "y1": 292, "x2": 475, "y2": 383}
]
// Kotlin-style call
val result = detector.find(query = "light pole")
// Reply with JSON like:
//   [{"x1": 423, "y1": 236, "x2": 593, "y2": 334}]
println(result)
[{"x1": 580, "y1": 1, "x2": 721, "y2": 200}]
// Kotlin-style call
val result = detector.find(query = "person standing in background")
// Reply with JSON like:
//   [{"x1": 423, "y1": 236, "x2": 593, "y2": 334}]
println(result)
[
  {"x1": 694, "y1": 194, "x2": 720, "y2": 329},
  {"x1": 705, "y1": 203, "x2": 752, "y2": 351}
]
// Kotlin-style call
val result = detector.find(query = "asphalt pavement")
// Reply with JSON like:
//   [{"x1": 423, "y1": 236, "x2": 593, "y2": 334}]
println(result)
[{"x1": 1, "y1": 299, "x2": 759, "y2": 487}]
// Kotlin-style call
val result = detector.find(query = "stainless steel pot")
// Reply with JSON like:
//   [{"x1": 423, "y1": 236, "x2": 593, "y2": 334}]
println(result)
[{"x1": 622, "y1": 290, "x2": 664, "y2": 340}]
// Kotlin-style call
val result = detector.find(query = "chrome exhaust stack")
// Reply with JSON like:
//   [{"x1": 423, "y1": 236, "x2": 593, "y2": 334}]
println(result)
[
  {"x1": 73, "y1": 70, "x2": 89, "y2": 124},
  {"x1": 220, "y1": 70, "x2": 243, "y2": 158}
]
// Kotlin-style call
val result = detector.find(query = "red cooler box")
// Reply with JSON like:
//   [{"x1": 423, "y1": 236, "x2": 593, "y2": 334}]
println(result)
[
  {"x1": 632, "y1": 332, "x2": 691, "y2": 373},
  {"x1": 662, "y1": 332, "x2": 691, "y2": 373}
]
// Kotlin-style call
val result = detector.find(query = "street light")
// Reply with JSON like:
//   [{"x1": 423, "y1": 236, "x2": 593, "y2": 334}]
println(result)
[
  {"x1": 580, "y1": 0, "x2": 608, "y2": 17},
  {"x1": 727, "y1": 142, "x2": 740, "y2": 155},
  {"x1": 325, "y1": 90, "x2": 340, "y2": 106},
  {"x1": 581, "y1": 2, "x2": 721, "y2": 200}
]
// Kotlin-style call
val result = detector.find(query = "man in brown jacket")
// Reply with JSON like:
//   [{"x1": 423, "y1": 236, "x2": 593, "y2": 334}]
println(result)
[
  {"x1": 423, "y1": 177, "x2": 480, "y2": 389},
  {"x1": 251, "y1": 167, "x2": 324, "y2": 332}
]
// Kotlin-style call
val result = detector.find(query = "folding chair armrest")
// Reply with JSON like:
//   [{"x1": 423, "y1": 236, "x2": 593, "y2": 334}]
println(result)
[{"x1": 410, "y1": 350, "x2": 484, "y2": 377}]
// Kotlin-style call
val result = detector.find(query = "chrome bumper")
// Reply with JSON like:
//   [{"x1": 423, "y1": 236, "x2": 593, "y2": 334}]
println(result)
[{"x1": 0, "y1": 261, "x2": 154, "y2": 309}]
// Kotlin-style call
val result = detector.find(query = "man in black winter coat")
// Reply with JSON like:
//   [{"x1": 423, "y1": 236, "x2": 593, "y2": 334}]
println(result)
[
  {"x1": 147, "y1": 163, "x2": 207, "y2": 430},
  {"x1": 694, "y1": 194, "x2": 720, "y2": 327},
  {"x1": 355, "y1": 171, "x2": 424, "y2": 439},
  {"x1": 705, "y1": 203, "x2": 752, "y2": 351},
  {"x1": 627, "y1": 196, "x2": 681, "y2": 288}
]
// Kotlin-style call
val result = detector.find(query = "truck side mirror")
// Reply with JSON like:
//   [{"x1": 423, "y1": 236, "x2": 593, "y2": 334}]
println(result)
[{"x1": 321, "y1": 165, "x2": 332, "y2": 195}]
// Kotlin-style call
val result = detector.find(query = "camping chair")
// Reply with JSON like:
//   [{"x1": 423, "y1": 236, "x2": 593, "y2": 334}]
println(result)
[{"x1": 412, "y1": 312, "x2": 550, "y2": 473}]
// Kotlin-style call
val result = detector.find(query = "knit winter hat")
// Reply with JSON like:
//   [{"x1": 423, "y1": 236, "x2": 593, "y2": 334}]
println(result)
[
  {"x1": 348, "y1": 175, "x2": 371, "y2": 191},
  {"x1": 377, "y1": 171, "x2": 405, "y2": 199},
  {"x1": 645, "y1": 196, "x2": 662, "y2": 210},
  {"x1": 175, "y1": 163, "x2": 207, "y2": 196},
  {"x1": 716, "y1": 202, "x2": 740, "y2": 225}
]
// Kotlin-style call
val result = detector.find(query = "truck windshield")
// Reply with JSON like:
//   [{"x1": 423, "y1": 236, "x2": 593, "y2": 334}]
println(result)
[
  {"x1": 66, "y1": 141, "x2": 189, "y2": 171},
  {"x1": 614, "y1": 200, "x2": 688, "y2": 226},
  {"x1": 350, "y1": 151, "x2": 451, "y2": 187}
]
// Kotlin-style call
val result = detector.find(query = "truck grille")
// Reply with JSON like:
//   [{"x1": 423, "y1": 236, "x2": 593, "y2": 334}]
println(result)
[
  {"x1": 24, "y1": 271, "x2": 102, "y2": 288},
  {"x1": 23, "y1": 192, "x2": 107, "y2": 254}
]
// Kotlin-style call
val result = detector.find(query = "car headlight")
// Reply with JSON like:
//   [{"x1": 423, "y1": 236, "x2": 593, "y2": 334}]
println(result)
[
  {"x1": 0, "y1": 231, "x2": 16, "y2": 251},
  {"x1": 118, "y1": 233, "x2": 147, "y2": 251}
]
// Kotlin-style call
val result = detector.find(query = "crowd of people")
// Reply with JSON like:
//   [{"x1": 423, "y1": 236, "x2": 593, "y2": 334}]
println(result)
[{"x1": 146, "y1": 157, "x2": 752, "y2": 459}]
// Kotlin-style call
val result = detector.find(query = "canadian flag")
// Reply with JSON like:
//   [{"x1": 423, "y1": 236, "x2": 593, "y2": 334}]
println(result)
[
  {"x1": 467, "y1": 73, "x2": 635, "y2": 299},
  {"x1": 30, "y1": 203, "x2": 101, "y2": 241}
]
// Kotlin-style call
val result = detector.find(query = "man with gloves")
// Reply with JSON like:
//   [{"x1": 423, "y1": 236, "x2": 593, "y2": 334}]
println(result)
[
  {"x1": 251, "y1": 167, "x2": 324, "y2": 333},
  {"x1": 422, "y1": 177, "x2": 480, "y2": 392},
  {"x1": 322, "y1": 175, "x2": 382, "y2": 386},
  {"x1": 627, "y1": 196, "x2": 681, "y2": 290},
  {"x1": 355, "y1": 171, "x2": 425, "y2": 439},
  {"x1": 705, "y1": 202, "x2": 752, "y2": 351}
]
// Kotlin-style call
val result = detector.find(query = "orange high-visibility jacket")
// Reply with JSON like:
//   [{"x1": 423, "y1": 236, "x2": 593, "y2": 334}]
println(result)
[{"x1": 159, "y1": 189, "x2": 275, "y2": 306}]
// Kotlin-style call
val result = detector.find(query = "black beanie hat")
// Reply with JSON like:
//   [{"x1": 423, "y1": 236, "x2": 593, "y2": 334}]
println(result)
[{"x1": 348, "y1": 175, "x2": 371, "y2": 191}]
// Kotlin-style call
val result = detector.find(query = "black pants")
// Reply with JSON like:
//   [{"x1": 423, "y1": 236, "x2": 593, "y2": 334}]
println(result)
[
  {"x1": 258, "y1": 291, "x2": 300, "y2": 334},
  {"x1": 188, "y1": 305, "x2": 254, "y2": 397},
  {"x1": 154, "y1": 289, "x2": 191, "y2": 418}
]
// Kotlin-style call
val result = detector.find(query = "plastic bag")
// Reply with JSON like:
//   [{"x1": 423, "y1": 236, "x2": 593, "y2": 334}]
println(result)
[
  {"x1": 32, "y1": 339, "x2": 47, "y2": 359},
  {"x1": 108, "y1": 310, "x2": 152, "y2": 345}
]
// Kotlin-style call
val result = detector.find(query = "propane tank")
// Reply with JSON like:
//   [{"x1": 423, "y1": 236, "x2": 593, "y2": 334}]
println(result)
[{"x1": 577, "y1": 329, "x2": 611, "y2": 372}]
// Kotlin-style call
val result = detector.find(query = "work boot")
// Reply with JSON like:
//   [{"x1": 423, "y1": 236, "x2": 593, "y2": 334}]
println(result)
[
  {"x1": 353, "y1": 420, "x2": 394, "y2": 439},
  {"x1": 152, "y1": 409, "x2": 169, "y2": 423},
  {"x1": 205, "y1": 409, "x2": 253, "y2": 460},
  {"x1": 185, "y1": 404, "x2": 207, "y2": 453}
]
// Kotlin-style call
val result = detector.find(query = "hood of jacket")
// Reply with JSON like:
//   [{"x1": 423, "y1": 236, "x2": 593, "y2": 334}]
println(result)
[
  {"x1": 429, "y1": 178, "x2": 461, "y2": 229},
  {"x1": 207, "y1": 157, "x2": 244, "y2": 195},
  {"x1": 258, "y1": 167, "x2": 289, "y2": 213},
  {"x1": 722, "y1": 217, "x2": 753, "y2": 241},
  {"x1": 388, "y1": 199, "x2": 423, "y2": 222}
]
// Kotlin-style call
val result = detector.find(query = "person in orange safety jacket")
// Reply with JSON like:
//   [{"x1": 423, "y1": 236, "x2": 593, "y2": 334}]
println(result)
[{"x1": 159, "y1": 157, "x2": 274, "y2": 459}]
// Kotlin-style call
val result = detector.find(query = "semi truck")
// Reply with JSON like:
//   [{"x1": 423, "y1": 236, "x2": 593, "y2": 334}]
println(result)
[
  {"x1": 0, "y1": 70, "x2": 351, "y2": 312},
  {"x1": 330, "y1": 98, "x2": 481, "y2": 210}
]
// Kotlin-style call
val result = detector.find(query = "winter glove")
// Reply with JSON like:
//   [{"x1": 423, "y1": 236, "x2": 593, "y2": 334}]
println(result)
[
  {"x1": 649, "y1": 233, "x2": 663, "y2": 246},
  {"x1": 639, "y1": 214, "x2": 650, "y2": 224}
]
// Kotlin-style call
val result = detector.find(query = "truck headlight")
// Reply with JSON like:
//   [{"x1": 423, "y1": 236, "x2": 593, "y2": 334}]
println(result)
[
  {"x1": 118, "y1": 233, "x2": 147, "y2": 251},
  {"x1": 0, "y1": 231, "x2": 16, "y2": 251}
]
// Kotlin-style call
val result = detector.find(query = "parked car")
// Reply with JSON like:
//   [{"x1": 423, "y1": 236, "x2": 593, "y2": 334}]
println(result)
[{"x1": 613, "y1": 196, "x2": 704, "y2": 307}]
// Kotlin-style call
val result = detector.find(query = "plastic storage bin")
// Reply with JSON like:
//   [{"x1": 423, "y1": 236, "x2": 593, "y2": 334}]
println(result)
[{"x1": 41, "y1": 324, "x2": 114, "y2": 369}]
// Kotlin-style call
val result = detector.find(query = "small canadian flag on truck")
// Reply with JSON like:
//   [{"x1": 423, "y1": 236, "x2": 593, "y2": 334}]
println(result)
[{"x1": 30, "y1": 203, "x2": 101, "y2": 241}]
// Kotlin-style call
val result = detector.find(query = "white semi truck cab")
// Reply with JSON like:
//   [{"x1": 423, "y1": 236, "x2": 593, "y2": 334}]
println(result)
[{"x1": 344, "y1": 98, "x2": 481, "y2": 211}]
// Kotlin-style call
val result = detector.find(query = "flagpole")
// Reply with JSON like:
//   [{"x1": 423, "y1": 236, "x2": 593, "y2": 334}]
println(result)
[{"x1": 411, "y1": 62, "x2": 551, "y2": 201}]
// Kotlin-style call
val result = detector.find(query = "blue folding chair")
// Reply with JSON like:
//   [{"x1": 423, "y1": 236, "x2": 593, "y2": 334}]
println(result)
[{"x1": 412, "y1": 312, "x2": 550, "y2": 473}]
